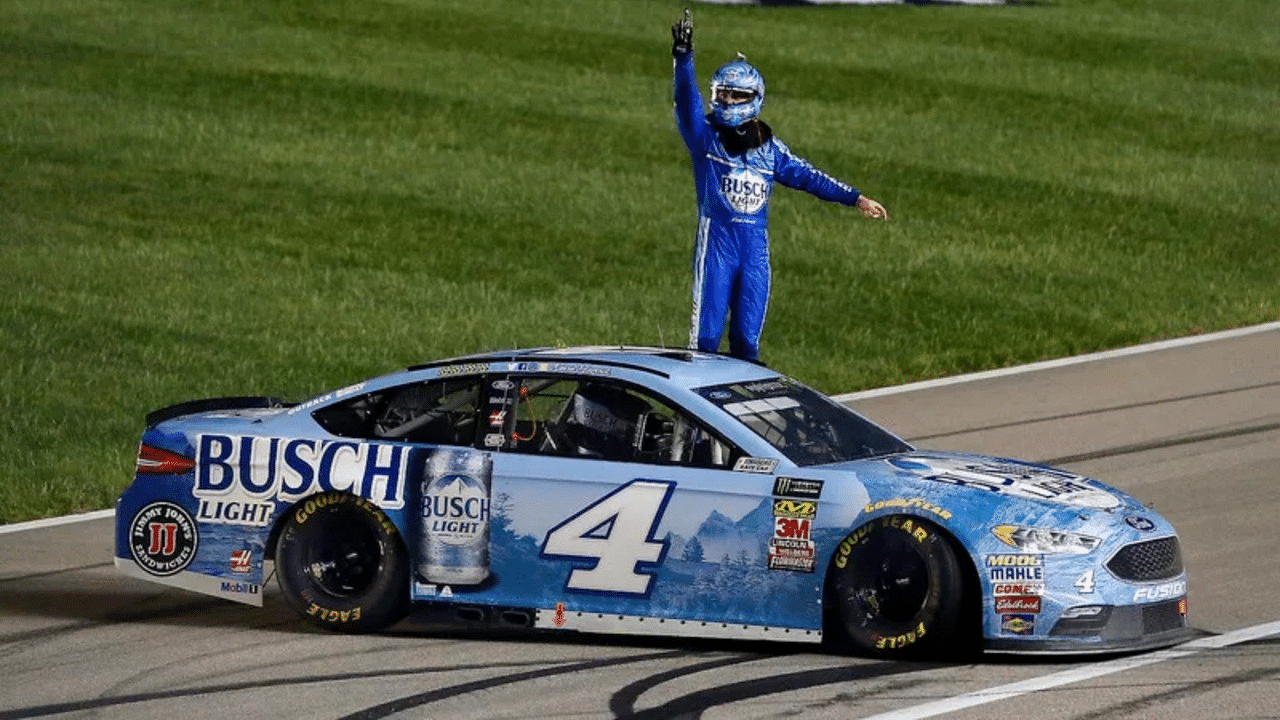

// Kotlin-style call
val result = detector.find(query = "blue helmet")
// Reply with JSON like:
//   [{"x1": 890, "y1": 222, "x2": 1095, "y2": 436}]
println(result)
[{"x1": 709, "y1": 54, "x2": 765, "y2": 128}]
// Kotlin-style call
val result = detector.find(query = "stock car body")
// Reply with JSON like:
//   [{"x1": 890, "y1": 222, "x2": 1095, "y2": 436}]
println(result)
[{"x1": 115, "y1": 346, "x2": 1192, "y2": 656}]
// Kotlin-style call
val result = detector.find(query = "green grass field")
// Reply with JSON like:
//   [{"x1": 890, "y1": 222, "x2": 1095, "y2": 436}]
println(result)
[{"x1": 2, "y1": 0, "x2": 1277, "y2": 523}]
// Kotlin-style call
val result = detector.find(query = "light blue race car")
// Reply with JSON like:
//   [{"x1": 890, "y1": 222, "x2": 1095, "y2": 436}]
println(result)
[{"x1": 115, "y1": 346, "x2": 1192, "y2": 656}]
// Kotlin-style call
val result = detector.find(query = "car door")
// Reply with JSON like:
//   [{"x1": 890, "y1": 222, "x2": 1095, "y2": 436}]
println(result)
[{"x1": 476, "y1": 372, "x2": 828, "y2": 636}]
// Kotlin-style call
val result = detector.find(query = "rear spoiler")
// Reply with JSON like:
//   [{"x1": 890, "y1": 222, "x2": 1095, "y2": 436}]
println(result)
[{"x1": 145, "y1": 396, "x2": 295, "y2": 428}]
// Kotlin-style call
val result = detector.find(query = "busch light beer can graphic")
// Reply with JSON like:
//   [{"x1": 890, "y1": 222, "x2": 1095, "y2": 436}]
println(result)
[{"x1": 419, "y1": 448, "x2": 491, "y2": 585}]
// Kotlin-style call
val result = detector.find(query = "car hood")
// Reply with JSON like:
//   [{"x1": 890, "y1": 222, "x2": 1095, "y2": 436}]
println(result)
[{"x1": 823, "y1": 450, "x2": 1144, "y2": 512}]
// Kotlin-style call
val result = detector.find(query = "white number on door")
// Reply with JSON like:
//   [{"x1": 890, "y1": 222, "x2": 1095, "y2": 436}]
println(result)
[{"x1": 541, "y1": 480, "x2": 674, "y2": 595}]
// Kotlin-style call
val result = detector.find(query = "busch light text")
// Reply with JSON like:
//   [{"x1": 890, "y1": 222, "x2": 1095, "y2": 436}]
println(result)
[
  {"x1": 419, "y1": 449, "x2": 492, "y2": 586},
  {"x1": 195, "y1": 434, "x2": 408, "y2": 508}
]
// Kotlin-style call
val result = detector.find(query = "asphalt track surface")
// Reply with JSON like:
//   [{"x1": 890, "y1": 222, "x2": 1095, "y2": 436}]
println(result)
[{"x1": 2, "y1": 323, "x2": 1278, "y2": 720}]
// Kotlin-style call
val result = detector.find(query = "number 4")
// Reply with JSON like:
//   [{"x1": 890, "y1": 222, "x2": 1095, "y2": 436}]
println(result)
[
  {"x1": 541, "y1": 480, "x2": 674, "y2": 595},
  {"x1": 1074, "y1": 568, "x2": 1096, "y2": 594}
]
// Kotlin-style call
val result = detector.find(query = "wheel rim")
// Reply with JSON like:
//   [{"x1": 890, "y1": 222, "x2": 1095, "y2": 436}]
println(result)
[
  {"x1": 845, "y1": 531, "x2": 930, "y2": 624},
  {"x1": 306, "y1": 508, "x2": 383, "y2": 598}
]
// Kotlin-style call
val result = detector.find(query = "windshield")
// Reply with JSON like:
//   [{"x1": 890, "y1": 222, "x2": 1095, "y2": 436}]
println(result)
[{"x1": 695, "y1": 378, "x2": 912, "y2": 466}]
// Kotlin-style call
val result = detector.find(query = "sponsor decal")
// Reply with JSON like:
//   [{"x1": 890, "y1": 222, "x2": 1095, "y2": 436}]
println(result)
[
  {"x1": 989, "y1": 566, "x2": 1045, "y2": 582},
  {"x1": 483, "y1": 433, "x2": 505, "y2": 448},
  {"x1": 1001, "y1": 614, "x2": 1036, "y2": 635},
  {"x1": 720, "y1": 167, "x2": 769, "y2": 214},
  {"x1": 864, "y1": 497, "x2": 952, "y2": 520},
  {"x1": 986, "y1": 554, "x2": 1043, "y2": 567},
  {"x1": 772, "y1": 476, "x2": 823, "y2": 498},
  {"x1": 891, "y1": 456, "x2": 1121, "y2": 509},
  {"x1": 995, "y1": 596, "x2": 1042, "y2": 614},
  {"x1": 770, "y1": 496, "x2": 816, "y2": 572},
  {"x1": 438, "y1": 363, "x2": 488, "y2": 378},
  {"x1": 554, "y1": 602, "x2": 567, "y2": 628},
  {"x1": 734, "y1": 457, "x2": 779, "y2": 474},
  {"x1": 1124, "y1": 515, "x2": 1157, "y2": 532},
  {"x1": 1179, "y1": 597, "x2": 1189, "y2": 616},
  {"x1": 991, "y1": 524, "x2": 1100, "y2": 554},
  {"x1": 230, "y1": 549, "x2": 252, "y2": 574},
  {"x1": 742, "y1": 380, "x2": 788, "y2": 394},
  {"x1": 489, "y1": 410, "x2": 506, "y2": 427},
  {"x1": 987, "y1": 556, "x2": 1044, "y2": 582},
  {"x1": 491, "y1": 379, "x2": 515, "y2": 391},
  {"x1": 505, "y1": 362, "x2": 611, "y2": 376},
  {"x1": 772, "y1": 498, "x2": 817, "y2": 520},
  {"x1": 287, "y1": 381, "x2": 367, "y2": 415},
  {"x1": 1133, "y1": 579, "x2": 1187, "y2": 603},
  {"x1": 129, "y1": 502, "x2": 198, "y2": 577},
  {"x1": 874, "y1": 621, "x2": 927, "y2": 651},
  {"x1": 197, "y1": 498, "x2": 273, "y2": 527},
  {"x1": 767, "y1": 547, "x2": 816, "y2": 573},
  {"x1": 195, "y1": 434, "x2": 408, "y2": 509},
  {"x1": 993, "y1": 582, "x2": 1046, "y2": 596},
  {"x1": 220, "y1": 581, "x2": 260, "y2": 595}
]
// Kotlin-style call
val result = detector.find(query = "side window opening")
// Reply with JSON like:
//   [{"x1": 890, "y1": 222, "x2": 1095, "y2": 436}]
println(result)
[
  {"x1": 494, "y1": 376, "x2": 738, "y2": 468},
  {"x1": 313, "y1": 377, "x2": 483, "y2": 447}
]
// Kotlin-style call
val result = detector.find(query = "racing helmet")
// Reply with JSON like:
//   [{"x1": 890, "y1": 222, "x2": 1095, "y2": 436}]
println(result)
[{"x1": 709, "y1": 54, "x2": 765, "y2": 128}]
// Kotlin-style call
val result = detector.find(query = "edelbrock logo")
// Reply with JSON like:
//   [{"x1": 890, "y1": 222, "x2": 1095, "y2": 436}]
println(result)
[{"x1": 195, "y1": 434, "x2": 408, "y2": 508}]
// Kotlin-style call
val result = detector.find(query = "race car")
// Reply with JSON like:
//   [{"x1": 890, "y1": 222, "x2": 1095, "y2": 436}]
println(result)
[{"x1": 115, "y1": 346, "x2": 1191, "y2": 656}]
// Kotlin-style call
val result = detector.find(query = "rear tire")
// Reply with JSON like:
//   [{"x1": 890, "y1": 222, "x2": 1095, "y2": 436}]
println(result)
[
  {"x1": 275, "y1": 492, "x2": 410, "y2": 633},
  {"x1": 829, "y1": 515, "x2": 965, "y2": 657}
]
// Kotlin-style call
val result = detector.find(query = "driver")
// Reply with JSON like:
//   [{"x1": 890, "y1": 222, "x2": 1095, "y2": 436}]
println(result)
[{"x1": 671, "y1": 10, "x2": 888, "y2": 362}]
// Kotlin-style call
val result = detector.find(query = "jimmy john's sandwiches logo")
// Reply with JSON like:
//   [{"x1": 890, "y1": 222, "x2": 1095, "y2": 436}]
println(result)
[
  {"x1": 720, "y1": 167, "x2": 768, "y2": 214},
  {"x1": 194, "y1": 434, "x2": 408, "y2": 509},
  {"x1": 130, "y1": 502, "x2": 198, "y2": 576}
]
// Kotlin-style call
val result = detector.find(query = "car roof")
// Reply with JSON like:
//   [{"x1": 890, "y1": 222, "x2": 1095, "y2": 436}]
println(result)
[{"x1": 408, "y1": 345, "x2": 781, "y2": 390}]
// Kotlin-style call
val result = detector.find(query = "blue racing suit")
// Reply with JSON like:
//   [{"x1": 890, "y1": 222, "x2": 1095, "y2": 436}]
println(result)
[{"x1": 674, "y1": 52, "x2": 862, "y2": 361}]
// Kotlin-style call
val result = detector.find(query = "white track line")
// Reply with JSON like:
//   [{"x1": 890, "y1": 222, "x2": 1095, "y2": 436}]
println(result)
[
  {"x1": 0, "y1": 508, "x2": 113, "y2": 535},
  {"x1": 835, "y1": 320, "x2": 1280, "y2": 402},
  {"x1": 859, "y1": 620, "x2": 1280, "y2": 720}
]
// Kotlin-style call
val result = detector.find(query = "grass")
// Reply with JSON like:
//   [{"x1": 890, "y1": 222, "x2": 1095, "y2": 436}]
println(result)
[{"x1": 2, "y1": 0, "x2": 1277, "y2": 522}]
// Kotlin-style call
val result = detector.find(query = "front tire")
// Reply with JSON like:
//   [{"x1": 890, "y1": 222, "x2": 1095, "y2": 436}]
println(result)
[
  {"x1": 275, "y1": 492, "x2": 410, "y2": 633},
  {"x1": 829, "y1": 515, "x2": 965, "y2": 657}
]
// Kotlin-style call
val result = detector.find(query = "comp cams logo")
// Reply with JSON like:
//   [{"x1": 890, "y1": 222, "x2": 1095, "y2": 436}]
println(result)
[{"x1": 129, "y1": 502, "x2": 198, "y2": 576}]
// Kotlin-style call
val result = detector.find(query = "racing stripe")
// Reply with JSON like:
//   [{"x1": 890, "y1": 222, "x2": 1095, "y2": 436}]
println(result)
[{"x1": 689, "y1": 215, "x2": 711, "y2": 350}]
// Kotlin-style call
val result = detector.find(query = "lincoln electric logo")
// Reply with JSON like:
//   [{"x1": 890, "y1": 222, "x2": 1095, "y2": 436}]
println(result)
[{"x1": 721, "y1": 167, "x2": 768, "y2": 214}]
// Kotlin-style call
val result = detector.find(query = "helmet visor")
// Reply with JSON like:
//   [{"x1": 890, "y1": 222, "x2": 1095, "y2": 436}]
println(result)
[{"x1": 713, "y1": 86, "x2": 757, "y2": 105}]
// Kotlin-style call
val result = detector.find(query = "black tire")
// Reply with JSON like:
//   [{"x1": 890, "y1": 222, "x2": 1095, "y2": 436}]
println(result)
[
  {"x1": 275, "y1": 492, "x2": 410, "y2": 633},
  {"x1": 828, "y1": 515, "x2": 965, "y2": 657}
]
